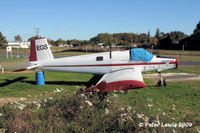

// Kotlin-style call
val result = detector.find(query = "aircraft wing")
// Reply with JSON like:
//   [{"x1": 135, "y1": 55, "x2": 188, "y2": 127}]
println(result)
[
  {"x1": 14, "y1": 64, "x2": 41, "y2": 72},
  {"x1": 85, "y1": 68, "x2": 146, "y2": 92}
]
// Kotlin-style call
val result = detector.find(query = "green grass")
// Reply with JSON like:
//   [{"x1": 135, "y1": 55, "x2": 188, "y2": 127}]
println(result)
[
  {"x1": 0, "y1": 72, "x2": 199, "y2": 132},
  {"x1": 166, "y1": 66, "x2": 200, "y2": 74},
  {"x1": 0, "y1": 72, "x2": 92, "y2": 98},
  {"x1": 0, "y1": 57, "x2": 28, "y2": 71},
  {"x1": 0, "y1": 48, "x2": 30, "y2": 55},
  {"x1": 0, "y1": 54, "x2": 6, "y2": 58},
  {"x1": 153, "y1": 49, "x2": 200, "y2": 55},
  {"x1": 117, "y1": 79, "x2": 200, "y2": 122},
  {"x1": 0, "y1": 70, "x2": 199, "y2": 132},
  {"x1": 162, "y1": 54, "x2": 200, "y2": 62}
]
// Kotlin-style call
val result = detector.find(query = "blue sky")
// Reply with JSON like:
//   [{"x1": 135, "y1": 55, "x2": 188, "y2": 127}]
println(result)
[{"x1": 0, "y1": 0, "x2": 199, "y2": 41}]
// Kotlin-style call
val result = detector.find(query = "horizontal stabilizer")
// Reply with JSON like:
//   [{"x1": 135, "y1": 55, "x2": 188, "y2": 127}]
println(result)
[{"x1": 13, "y1": 64, "x2": 41, "y2": 72}]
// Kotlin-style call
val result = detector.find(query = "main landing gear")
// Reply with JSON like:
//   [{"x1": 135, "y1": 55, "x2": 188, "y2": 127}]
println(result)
[{"x1": 156, "y1": 72, "x2": 167, "y2": 87}]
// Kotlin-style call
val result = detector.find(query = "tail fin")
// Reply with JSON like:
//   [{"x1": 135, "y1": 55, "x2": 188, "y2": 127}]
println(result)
[{"x1": 29, "y1": 37, "x2": 54, "y2": 62}]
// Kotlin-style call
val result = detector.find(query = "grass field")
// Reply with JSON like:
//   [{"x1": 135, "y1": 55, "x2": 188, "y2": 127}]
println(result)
[
  {"x1": 153, "y1": 49, "x2": 200, "y2": 55},
  {"x1": 0, "y1": 49, "x2": 199, "y2": 132},
  {"x1": 0, "y1": 71, "x2": 199, "y2": 132},
  {"x1": 0, "y1": 72, "x2": 92, "y2": 98},
  {"x1": 118, "y1": 79, "x2": 200, "y2": 121}
]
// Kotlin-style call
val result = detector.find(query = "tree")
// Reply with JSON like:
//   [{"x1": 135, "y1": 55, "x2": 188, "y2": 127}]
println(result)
[
  {"x1": 90, "y1": 32, "x2": 150, "y2": 47},
  {"x1": 147, "y1": 30, "x2": 151, "y2": 43},
  {"x1": 180, "y1": 21, "x2": 200, "y2": 50},
  {"x1": 55, "y1": 38, "x2": 65, "y2": 46},
  {"x1": 155, "y1": 28, "x2": 160, "y2": 39},
  {"x1": 138, "y1": 33, "x2": 148, "y2": 44},
  {"x1": 152, "y1": 37, "x2": 158, "y2": 46},
  {"x1": 14, "y1": 35, "x2": 22, "y2": 42},
  {"x1": 193, "y1": 21, "x2": 200, "y2": 34},
  {"x1": 0, "y1": 32, "x2": 8, "y2": 48},
  {"x1": 47, "y1": 39, "x2": 55, "y2": 46},
  {"x1": 157, "y1": 31, "x2": 188, "y2": 49},
  {"x1": 132, "y1": 34, "x2": 138, "y2": 43}
]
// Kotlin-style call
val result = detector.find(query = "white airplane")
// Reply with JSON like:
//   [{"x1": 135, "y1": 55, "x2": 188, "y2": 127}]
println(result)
[{"x1": 16, "y1": 37, "x2": 179, "y2": 92}]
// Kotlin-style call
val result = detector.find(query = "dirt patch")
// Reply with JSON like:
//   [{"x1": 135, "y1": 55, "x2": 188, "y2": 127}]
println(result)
[
  {"x1": 0, "y1": 98, "x2": 26, "y2": 106},
  {"x1": 143, "y1": 73, "x2": 200, "y2": 82}
]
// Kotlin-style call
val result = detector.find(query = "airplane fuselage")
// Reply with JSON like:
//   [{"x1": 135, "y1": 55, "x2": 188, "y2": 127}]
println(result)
[{"x1": 30, "y1": 50, "x2": 178, "y2": 74}]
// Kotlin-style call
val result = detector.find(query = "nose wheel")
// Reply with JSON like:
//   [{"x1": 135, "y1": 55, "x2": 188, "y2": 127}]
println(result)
[{"x1": 156, "y1": 72, "x2": 167, "y2": 87}]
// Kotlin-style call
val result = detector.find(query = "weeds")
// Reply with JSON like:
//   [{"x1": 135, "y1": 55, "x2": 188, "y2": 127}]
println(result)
[{"x1": 0, "y1": 89, "x2": 198, "y2": 132}]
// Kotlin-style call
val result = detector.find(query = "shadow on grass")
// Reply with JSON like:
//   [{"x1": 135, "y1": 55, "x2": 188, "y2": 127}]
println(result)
[
  {"x1": 23, "y1": 80, "x2": 88, "y2": 86},
  {"x1": 22, "y1": 74, "x2": 103, "y2": 87},
  {"x1": 0, "y1": 77, "x2": 27, "y2": 87}
]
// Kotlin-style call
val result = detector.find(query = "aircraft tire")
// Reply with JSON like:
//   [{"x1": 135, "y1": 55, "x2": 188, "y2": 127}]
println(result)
[{"x1": 163, "y1": 80, "x2": 167, "y2": 87}]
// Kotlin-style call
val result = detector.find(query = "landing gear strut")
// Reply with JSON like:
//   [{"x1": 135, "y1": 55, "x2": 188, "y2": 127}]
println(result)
[{"x1": 156, "y1": 72, "x2": 167, "y2": 87}]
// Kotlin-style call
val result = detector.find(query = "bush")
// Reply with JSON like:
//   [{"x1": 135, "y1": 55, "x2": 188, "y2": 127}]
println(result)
[{"x1": 0, "y1": 91, "x2": 197, "y2": 132}]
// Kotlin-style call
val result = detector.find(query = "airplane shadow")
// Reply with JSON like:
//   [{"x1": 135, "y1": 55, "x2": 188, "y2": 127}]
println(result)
[
  {"x1": 22, "y1": 74, "x2": 103, "y2": 87},
  {"x1": 0, "y1": 77, "x2": 27, "y2": 87},
  {"x1": 23, "y1": 80, "x2": 88, "y2": 86}
]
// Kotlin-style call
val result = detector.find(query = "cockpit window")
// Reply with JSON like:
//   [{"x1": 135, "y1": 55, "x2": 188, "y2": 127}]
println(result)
[{"x1": 130, "y1": 48, "x2": 153, "y2": 62}]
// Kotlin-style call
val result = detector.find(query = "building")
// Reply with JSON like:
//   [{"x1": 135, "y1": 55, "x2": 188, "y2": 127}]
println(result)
[
  {"x1": 8, "y1": 41, "x2": 30, "y2": 48},
  {"x1": 98, "y1": 43, "x2": 104, "y2": 48}
]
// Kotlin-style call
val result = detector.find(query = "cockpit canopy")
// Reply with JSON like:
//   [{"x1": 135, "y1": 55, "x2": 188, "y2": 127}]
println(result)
[{"x1": 130, "y1": 48, "x2": 153, "y2": 62}]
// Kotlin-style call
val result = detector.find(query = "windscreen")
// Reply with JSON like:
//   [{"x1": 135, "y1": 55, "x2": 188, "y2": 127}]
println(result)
[{"x1": 130, "y1": 48, "x2": 153, "y2": 62}]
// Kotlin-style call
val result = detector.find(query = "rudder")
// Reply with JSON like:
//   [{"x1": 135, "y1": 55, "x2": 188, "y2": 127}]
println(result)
[{"x1": 29, "y1": 37, "x2": 54, "y2": 62}]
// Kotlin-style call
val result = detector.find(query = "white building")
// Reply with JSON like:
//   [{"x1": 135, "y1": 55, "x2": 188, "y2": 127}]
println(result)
[
  {"x1": 8, "y1": 41, "x2": 30, "y2": 48},
  {"x1": 98, "y1": 43, "x2": 104, "y2": 48}
]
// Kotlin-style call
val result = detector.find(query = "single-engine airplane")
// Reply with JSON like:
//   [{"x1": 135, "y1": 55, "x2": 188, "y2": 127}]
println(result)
[{"x1": 15, "y1": 37, "x2": 179, "y2": 92}]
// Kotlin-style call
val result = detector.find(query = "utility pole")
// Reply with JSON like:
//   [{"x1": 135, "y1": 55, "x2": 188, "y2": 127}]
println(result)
[
  {"x1": 182, "y1": 44, "x2": 184, "y2": 69},
  {"x1": 151, "y1": 44, "x2": 154, "y2": 53},
  {"x1": 34, "y1": 28, "x2": 40, "y2": 38}
]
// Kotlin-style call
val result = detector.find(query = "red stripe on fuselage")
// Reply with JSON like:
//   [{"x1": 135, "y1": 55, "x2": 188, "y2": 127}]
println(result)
[{"x1": 44, "y1": 62, "x2": 176, "y2": 68}]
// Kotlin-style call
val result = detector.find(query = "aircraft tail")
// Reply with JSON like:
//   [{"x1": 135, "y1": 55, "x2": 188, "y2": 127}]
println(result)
[
  {"x1": 29, "y1": 37, "x2": 54, "y2": 63},
  {"x1": 14, "y1": 37, "x2": 53, "y2": 72}
]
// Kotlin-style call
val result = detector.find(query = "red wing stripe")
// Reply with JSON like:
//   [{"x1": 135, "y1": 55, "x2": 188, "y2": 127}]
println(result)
[{"x1": 44, "y1": 62, "x2": 176, "y2": 68}]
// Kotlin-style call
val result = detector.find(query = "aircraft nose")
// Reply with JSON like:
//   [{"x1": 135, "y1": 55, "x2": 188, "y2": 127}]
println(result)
[{"x1": 176, "y1": 58, "x2": 179, "y2": 68}]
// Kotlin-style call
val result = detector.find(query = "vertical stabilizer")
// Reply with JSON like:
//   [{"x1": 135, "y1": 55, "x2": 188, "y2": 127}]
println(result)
[{"x1": 29, "y1": 37, "x2": 54, "y2": 62}]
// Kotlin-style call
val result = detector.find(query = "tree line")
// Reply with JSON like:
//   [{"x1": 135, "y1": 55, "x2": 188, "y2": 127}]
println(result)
[{"x1": 1, "y1": 21, "x2": 200, "y2": 50}]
